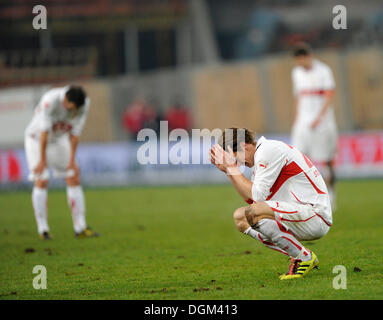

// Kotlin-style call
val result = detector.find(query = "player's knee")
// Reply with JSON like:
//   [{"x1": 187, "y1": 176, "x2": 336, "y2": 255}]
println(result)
[
  {"x1": 246, "y1": 202, "x2": 275, "y2": 225},
  {"x1": 233, "y1": 207, "x2": 248, "y2": 233},
  {"x1": 244, "y1": 204, "x2": 260, "y2": 226},
  {"x1": 35, "y1": 180, "x2": 48, "y2": 188},
  {"x1": 66, "y1": 173, "x2": 80, "y2": 186}
]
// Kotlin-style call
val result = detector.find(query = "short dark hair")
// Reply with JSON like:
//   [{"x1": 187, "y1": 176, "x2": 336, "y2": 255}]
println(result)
[
  {"x1": 219, "y1": 127, "x2": 256, "y2": 153},
  {"x1": 65, "y1": 86, "x2": 86, "y2": 108},
  {"x1": 292, "y1": 42, "x2": 312, "y2": 57}
]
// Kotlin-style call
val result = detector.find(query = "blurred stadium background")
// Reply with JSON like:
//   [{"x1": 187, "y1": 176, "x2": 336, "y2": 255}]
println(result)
[{"x1": 1, "y1": 0, "x2": 383, "y2": 189}]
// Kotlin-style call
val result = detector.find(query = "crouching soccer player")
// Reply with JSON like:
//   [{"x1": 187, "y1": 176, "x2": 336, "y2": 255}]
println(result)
[
  {"x1": 24, "y1": 85, "x2": 99, "y2": 239},
  {"x1": 209, "y1": 128, "x2": 332, "y2": 280}
]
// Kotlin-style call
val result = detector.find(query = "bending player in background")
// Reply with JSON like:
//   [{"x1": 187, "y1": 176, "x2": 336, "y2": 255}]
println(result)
[
  {"x1": 24, "y1": 85, "x2": 99, "y2": 239},
  {"x1": 291, "y1": 42, "x2": 338, "y2": 210},
  {"x1": 210, "y1": 128, "x2": 332, "y2": 280}
]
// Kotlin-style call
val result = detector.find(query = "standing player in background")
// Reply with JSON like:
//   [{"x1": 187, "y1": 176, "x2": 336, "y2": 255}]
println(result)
[
  {"x1": 291, "y1": 43, "x2": 338, "y2": 210},
  {"x1": 24, "y1": 85, "x2": 99, "y2": 239}
]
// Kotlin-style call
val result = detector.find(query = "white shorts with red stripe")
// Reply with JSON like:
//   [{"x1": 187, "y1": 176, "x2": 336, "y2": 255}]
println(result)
[
  {"x1": 265, "y1": 200, "x2": 331, "y2": 241},
  {"x1": 291, "y1": 120, "x2": 337, "y2": 163}
]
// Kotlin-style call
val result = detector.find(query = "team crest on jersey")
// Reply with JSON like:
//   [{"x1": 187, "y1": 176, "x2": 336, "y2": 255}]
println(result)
[{"x1": 53, "y1": 121, "x2": 72, "y2": 132}]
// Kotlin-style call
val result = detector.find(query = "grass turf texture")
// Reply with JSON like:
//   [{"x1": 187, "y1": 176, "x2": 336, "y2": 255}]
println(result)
[{"x1": 0, "y1": 180, "x2": 383, "y2": 300}]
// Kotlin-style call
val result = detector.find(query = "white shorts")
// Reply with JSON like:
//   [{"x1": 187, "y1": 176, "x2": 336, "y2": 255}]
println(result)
[
  {"x1": 24, "y1": 135, "x2": 74, "y2": 181},
  {"x1": 292, "y1": 122, "x2": 337, "y2": 162},
  {"x1": 265, "y1": 200, "x2": 331, "y2": 241}
]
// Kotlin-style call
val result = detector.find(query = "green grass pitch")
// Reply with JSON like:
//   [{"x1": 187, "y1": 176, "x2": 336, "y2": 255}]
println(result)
[{"x1": 1, "y1": 180, "x2": 383, "y2": 300}]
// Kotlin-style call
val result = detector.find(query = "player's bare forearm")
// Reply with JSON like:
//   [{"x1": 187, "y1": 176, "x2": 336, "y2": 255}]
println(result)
[
  {"x1": 39, "y1": 131, "x2": 48, "y2": 164},
  {"x1": 210, "y1": 144, "x2": 253, "y2": 202},
  {"x1": 293, "y1": 97, "x2": 299, "y2": 124},
  {"x1": 34, "y1": 131, "x2": 48, "y2": 175},
  {"x1": 320, "y1": 90, "x2": 334, "y2": 117},
  {"x1": 226, "y1": 167, "x2": 253, "y2": 202},
  {"x1": 69, "y1": 134, "x2": 79, "y2": 165},
  {"x1": 312, "y1": 90, "x2": 335, "y2": 128}
]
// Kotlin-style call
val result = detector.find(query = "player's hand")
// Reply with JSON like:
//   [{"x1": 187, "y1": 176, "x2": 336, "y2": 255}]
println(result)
[
  {"x1": 66, "y1": 161, "x2": 79, "y2": 176},
  {"x1": 209, "y1": 147, "x2": 227, "y2": 173},
  {"x1": 210, "y1": 144, "x2": 237, "y2": 170},
  {"x1": 34, "y1": 160, "x2": 46, "y2": 175}
]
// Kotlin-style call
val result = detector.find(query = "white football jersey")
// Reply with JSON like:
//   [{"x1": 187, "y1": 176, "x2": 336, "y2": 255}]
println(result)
[
  {"x1": 25, "y1": 86, "x2": 90, "y2": 142},
  {"x1": 292, "y1": 59, "x2": 336, "y2": 127},
  {"x1": 251, "y1": 136, "x2": 332, "y2": 225}
]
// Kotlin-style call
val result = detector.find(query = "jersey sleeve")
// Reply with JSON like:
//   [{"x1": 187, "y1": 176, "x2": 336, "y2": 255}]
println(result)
[
  {"x1": 38, "y1": 93, "x2": 55, "y2": 132},
  {"x1": 322, "y1": 65, "x2": 335, "y2": 91},
  {"x1": 71, "y1": 97, "x2": 90, "y2": 136},
  {"x1": 251, "y1": 144, "x2": 286, "y2": 201}
]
